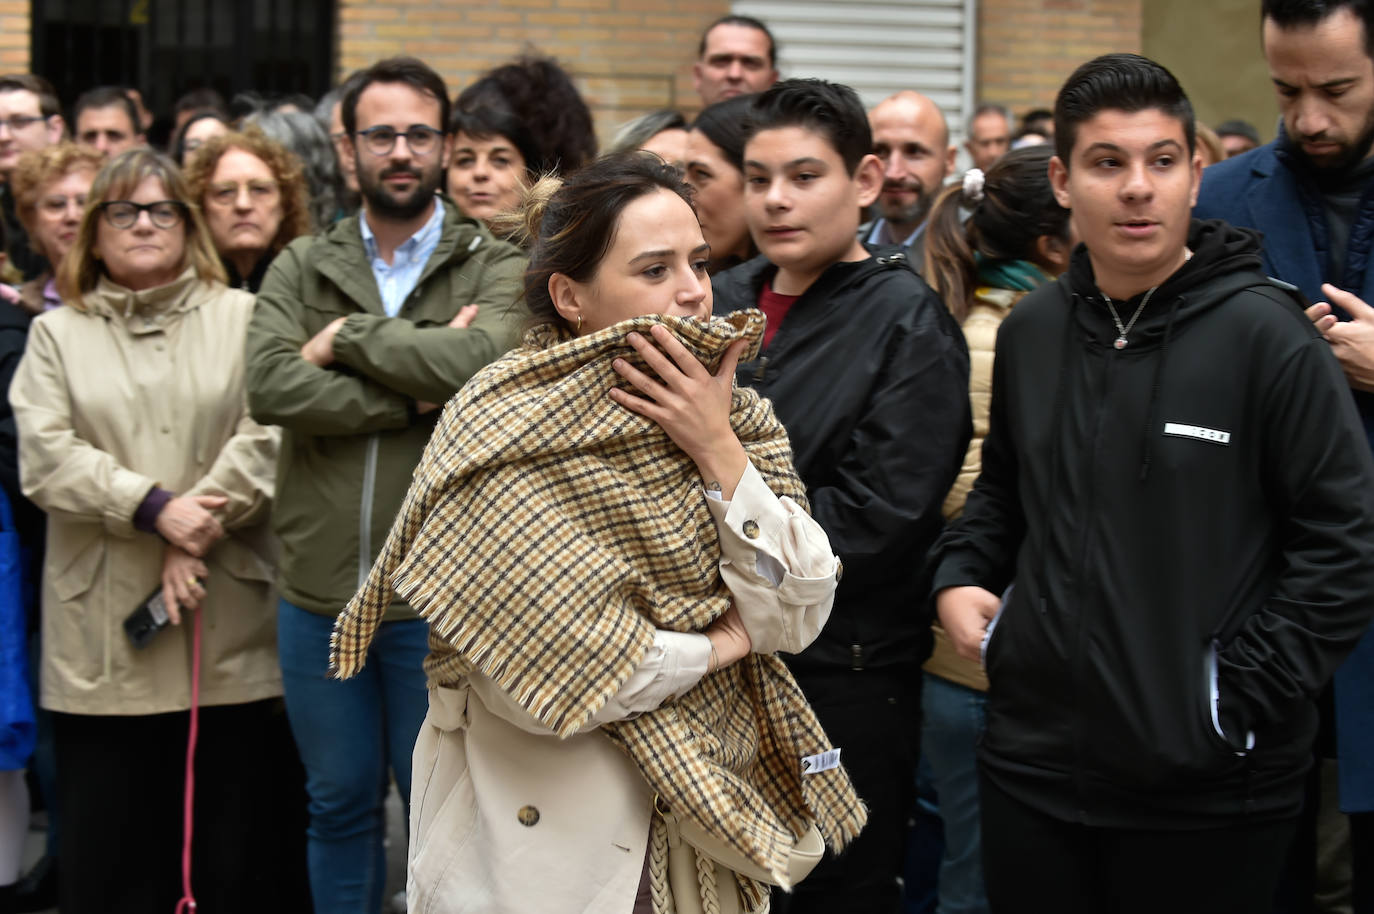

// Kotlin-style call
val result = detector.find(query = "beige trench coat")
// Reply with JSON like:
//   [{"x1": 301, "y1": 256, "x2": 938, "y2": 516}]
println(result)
[
  {"x1": 406, "y1": 463, "x2": 841, "y2": 914},
  {"x1": 9, "y1": 270, "x2": 282, "y2": 715}
]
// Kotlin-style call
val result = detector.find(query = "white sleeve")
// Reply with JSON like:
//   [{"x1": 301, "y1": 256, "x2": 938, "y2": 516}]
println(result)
[
  {"x1": 706, "y1": 460, "x2": 840, "y2": 655},
  {"x1": 466, "y1": 630, "x2": 712, "y2": 735}
]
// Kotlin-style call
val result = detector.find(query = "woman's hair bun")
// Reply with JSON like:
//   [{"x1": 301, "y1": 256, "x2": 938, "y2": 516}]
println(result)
[{"x1": 491, "y1": 172, "x2": 562, "y2": 246}]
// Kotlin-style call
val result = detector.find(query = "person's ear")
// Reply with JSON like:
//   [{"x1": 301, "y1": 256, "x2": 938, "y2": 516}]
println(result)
[
  {"x1": 1188, "y1": 150, "x2": 1203, "y2": 208},
  {"x1": 854, "y1": 153, "x2": 883, "y2": 208},
  {"x1": 1049, "y1": 155, "x2": 1071, "y2": 209},
  {"x1": 1035, "y1": 233, "x2": 1072, "y2": 275},
  {"x1": 440, "y1": 132, "x2": 454, "y2": 171},
  {"x1": 944, "y1": 144, "x2": 957, "y2": 179},
  {"x1": 548, "y1": 272, "x2": 585, "y2": 329},
  {"x1": 691, "y1": 62, "x2": 706, "y2": 96},
  {"x1": 47, "y1": 115, "x2": 65, "y2": 145}
]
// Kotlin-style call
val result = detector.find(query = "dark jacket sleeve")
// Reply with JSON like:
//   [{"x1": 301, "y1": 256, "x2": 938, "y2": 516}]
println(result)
[
  {"x1": 1218, "y1": 336, "x2": 1374, "y2": 743},
  {"x1": 929, "y1": 316, "x2": 1026, "y2": 597},
  {"x1": 0, "y1": 319, "x2": 28, "y2": 501},
  {"x1": 810, "y1": 291, "x2": 971, "y2": 589}
]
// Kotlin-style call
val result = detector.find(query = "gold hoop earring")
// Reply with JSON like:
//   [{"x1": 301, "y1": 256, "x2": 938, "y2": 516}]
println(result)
[{"x1": 576, "y1": 315, "x2": 583, "y2": 333}]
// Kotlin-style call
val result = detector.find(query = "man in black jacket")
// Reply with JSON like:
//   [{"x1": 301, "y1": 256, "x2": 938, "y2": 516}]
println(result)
[
  {"x1": 930, "y1": 54, "x2": 1374, "y2": 913},
  {"x1": 713, "y1": 79, "x2": 970, "y2": 913}
]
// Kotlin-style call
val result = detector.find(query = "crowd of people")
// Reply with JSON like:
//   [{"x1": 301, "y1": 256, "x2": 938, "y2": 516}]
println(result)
[{"x1": 0, "y1": 2, "x2": 1371, "y2": 914}]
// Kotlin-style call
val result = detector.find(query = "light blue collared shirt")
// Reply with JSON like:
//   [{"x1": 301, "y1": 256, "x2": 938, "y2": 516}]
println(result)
[
  {"x1": 866, "y1": 217, "x2": 925, "y2": 250},
  {"x1": 359, "y1": 197, "x2": 446, "y2": 317}
]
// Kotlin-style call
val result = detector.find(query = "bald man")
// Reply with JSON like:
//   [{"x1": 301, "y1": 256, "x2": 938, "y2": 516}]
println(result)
[{"x1": 862, "y1": 91, "x2": 957, "y2": 267}]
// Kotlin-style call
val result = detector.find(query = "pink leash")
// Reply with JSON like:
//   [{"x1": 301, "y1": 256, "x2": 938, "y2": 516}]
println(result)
[{"x1": 175, "y1": 608, "x2": 203, "y2": 914}]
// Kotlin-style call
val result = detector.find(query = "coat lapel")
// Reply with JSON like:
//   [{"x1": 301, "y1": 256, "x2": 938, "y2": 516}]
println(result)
[{"x1": 1245, "y1": 160, "x2": 1323, "y2": 300}]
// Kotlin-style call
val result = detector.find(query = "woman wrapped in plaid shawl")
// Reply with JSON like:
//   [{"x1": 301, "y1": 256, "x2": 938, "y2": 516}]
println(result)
[{"x1": 331, "y1": 154, "x2": 866, "y2": 913}]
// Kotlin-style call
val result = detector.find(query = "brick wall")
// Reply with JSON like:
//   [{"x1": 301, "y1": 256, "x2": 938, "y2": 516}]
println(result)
[
  {"x1": 976, "y1": 0, "x2": 1142, "y2": 122},
  {"x1": 0, "y1": 0, "x2": 30, "y2": 72},
  {"x1": 337, "y1": 0, "x2": 730, "y2": 148}
]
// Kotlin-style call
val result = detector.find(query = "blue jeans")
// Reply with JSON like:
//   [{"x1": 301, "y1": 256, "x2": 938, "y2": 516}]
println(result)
[
  {"x1": 277, "y1": 599, "x2": 429, "y2": 914},
  {"x1": 921, "y1": 673, "x2": 990, "y2": 914}
]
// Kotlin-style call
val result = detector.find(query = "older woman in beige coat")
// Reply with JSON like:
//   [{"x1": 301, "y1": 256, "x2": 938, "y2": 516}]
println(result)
[{"x1": 8, "y1": 148, "x2": 304, "y2": 914}]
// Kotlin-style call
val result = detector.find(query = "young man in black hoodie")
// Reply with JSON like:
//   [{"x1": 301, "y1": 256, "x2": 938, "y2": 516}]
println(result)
[
  {"x1": 713, "y1": 79, "x2": 970, "y2": 912},
  {"x1": 929, "y1": 54, "x2": 1374, "y2": 913}
]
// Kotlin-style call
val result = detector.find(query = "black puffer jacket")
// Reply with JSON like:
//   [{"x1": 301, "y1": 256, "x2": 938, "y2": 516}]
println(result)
[
  {"x1": 929, "y1": 220, "x2": 1374, "y2": 827},
  {"x1": 713, "y1": 248, "x2": 970, "y2": 673}
]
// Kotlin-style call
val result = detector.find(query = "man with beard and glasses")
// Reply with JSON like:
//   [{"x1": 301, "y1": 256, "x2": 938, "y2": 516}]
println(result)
[
  {"x1": 1195, "y1": 2, "x2": 1374, "y2": 910},
  {"x1": 861, "y1": 91, "x2": 957, "y2": 272},
  {"x1": 245, "y1": 56, "x2": 527, "y2": 913}
]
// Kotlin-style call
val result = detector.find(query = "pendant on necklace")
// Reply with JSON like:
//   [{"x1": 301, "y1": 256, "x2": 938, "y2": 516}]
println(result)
[{"x1": 1114, "y1": 337, "x2": 1127, "y2": 350}]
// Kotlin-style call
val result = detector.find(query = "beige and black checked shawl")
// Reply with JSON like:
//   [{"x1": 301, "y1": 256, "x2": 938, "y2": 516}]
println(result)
[{"x1": 331, "y1": 309, "x2": 865, "y2": 900}]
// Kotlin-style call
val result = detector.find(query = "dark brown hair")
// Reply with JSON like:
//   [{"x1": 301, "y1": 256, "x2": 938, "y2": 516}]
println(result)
[
  {"x1": 514, "y1": 152, "x2": 695, "y2": 330},
  {"x1": 924, "y1": 144, "x2": 1069, "y2": 323}
]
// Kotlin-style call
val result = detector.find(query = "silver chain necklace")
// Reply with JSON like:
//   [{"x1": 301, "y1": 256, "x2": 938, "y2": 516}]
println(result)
[{"x1": 1101, "y1": 284, "x2": 1160, "y2": 350}]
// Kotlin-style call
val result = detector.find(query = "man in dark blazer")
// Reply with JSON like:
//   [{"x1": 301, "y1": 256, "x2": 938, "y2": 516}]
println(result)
[{"x1": 1194, "y1": 1, "x2": 1373, "y2": 908}]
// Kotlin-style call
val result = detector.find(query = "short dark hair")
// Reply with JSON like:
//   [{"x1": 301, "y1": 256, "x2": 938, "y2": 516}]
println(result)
[
  {"x1": 449, "y1": 103, "x2": 541, "y2": 176},
  {"x1": 1215, "y1": 118, "x2": 1261, "y2": 144},
  {"x1": 968, "y1": 103, "x2": 1013, "y2": 134},
  {"x1": 691, "y1": 93, "x2": 757, "y2": 172},
  {"x1": 342, "y1": 57, "x2": 450, "y2": 137},
  {"x1": 456, "y1": 55, "x2": 597, "y2": 176},
  {"x1": 520, "y1": 153, "x2": 695, "y2": 331},
  {"x1": 173, "y1": 87, "x2": 228, "y2": 120},
  {"x1": 0, "y1": 74, "x2": 61, "y2": 118},
  {"x1": 698, "y1": 15, "x2": 778, "y2": 67},
  {"x1": 745, "y1": 78, "x2": 871, "y2": 175},
  {"x1": 1262, "y1": 0, "x2": 1374, "y2": 55},
  {"x1": 1053, "y1": 54, "x2": 1195, "y2": 168},
  {"x1": 73, "y1": 86, "x2": 141, "y2": 134}
]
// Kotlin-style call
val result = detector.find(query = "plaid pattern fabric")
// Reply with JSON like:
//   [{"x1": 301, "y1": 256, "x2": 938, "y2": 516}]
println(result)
[{"x1": 332, "y1": 309, "x2": 865, "y2": 898}]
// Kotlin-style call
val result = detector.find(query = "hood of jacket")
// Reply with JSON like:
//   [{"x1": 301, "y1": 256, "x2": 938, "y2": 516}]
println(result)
[{"x1": 1064, "y1": 218, "x2": 1268, "y2": 349}]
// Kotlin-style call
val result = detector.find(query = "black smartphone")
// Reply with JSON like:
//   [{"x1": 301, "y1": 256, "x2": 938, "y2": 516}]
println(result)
[{"x1": 123, "y1": 588, "x2": 171, "y2": 649}]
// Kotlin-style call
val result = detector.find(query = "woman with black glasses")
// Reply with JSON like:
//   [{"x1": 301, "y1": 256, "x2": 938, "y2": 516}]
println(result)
[{"x1": 8, "y1": 148, "x2": 297, "y2": 914}]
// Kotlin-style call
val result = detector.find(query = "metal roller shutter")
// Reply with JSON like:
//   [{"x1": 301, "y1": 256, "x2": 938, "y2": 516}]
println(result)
[{"x1": 732, "y1": 0, "x2": 977, "y2": 150}]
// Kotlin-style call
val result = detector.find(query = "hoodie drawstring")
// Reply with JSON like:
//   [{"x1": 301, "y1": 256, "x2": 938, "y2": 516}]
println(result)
[{"x1": 1138, "y1": 295, "x2": 1183, "y2": 482}]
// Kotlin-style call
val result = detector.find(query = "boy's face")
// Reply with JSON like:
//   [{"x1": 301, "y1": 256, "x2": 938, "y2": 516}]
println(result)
[
  {"x1": 743, "y1": 126, "x2": 881, "y2": 281},
  {"x1": 1049, "y1": 107, "x2": 1201, "y2": 297}
]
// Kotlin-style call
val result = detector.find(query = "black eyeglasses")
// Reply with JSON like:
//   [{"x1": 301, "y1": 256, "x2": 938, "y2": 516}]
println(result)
[
  {"x1": 0, "y1": 114, "x2": 47, "y2": 134},
  {"x1": 354, "y1": 125, "x2": 443, "y2": 157},
  {"x1": 97, "y1": 200, "x2": 188, "y2": 230}
]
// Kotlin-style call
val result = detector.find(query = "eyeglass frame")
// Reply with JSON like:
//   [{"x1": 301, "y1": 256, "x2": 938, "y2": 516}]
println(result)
[
  {"x1": 353, "y1": 124, "x2": 445, "y2": 157},
  {"x1": 0, "y1": 114, "x2": 50, "y2": 134},
  {"x1": 96, "y1": 199, "x2": 189, "y2": 230}
]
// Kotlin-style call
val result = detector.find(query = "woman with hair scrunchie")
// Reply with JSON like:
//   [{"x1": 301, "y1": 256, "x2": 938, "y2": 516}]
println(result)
[
  {"x1": 919, "y1": 144, "x2": 1074, "y2": 914},
  {"x1": 331, "y1": 152, "x2": 866, "y2": 914}
]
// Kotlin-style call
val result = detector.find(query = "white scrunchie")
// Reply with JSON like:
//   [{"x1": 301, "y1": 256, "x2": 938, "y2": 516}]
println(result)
[{"x1": 962, "y1": 168, "x2": 986, "y2": 205}]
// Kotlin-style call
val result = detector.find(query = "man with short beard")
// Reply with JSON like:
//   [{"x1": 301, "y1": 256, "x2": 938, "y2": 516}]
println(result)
[
  {"x1": 861, "y1": 91, "x2": 956, "y2": 271},
  {"x1": 245, "y1": 56, "x2": 527, "y2": 912},
  {"x1": 1194, "y1": 1, "x2": 1374, "y2": 909}
]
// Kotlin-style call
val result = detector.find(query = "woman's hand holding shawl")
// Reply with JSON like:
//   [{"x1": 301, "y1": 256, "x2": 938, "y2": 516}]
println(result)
[{"x1": 610, "y1": 324, "x2": 750, "y2": 499}]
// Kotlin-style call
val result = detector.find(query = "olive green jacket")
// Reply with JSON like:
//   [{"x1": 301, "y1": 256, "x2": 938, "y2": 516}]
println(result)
[{"x1": 245, "y1": 198, "x2": 527, "y2": 619}]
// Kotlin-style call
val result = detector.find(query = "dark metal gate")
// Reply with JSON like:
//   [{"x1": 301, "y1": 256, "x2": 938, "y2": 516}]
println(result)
[{"x1": 32, "y1": 0, "x2": 335, "y2": 121}]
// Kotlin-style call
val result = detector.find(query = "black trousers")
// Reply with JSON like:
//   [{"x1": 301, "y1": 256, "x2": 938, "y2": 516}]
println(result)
[
  {"x1": 773, "y1": 663, "x2": 922, "y2": 914},
  {"x1": 53, "y1": 699, "x2": 311, "y2": 914},
  {"x1": 1354, "y1": 811, "x2": 1373, "y2": 914},
  {"x1": 980, "y1": 773, "x2": 1298, "y2": 914}
]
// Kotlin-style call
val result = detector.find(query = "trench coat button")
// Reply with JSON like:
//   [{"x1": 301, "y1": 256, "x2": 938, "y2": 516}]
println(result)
[
  {"x1": 517, "y1": 805, "x2": 540, "y2": 827},
  {"x1": 742, "y1": 520, "x2": 760, "y2": 539},
  {"x1": 835, "y1": 558, "x2": 844, "y2": 582},
  {"x1": 160, "y1": 426, "x2": 171, "y2": 434}
]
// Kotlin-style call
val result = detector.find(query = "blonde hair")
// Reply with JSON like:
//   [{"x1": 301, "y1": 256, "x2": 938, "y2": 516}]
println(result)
[
  {"x1": 57, "y1": 148, "x2": 227, "y2": 304},
  {"x1": 9, "y1": 143, "x2": 104, "y2": 248},
  {"x1": 182, "y1": 126, "x2": 311, "y2": 254}
]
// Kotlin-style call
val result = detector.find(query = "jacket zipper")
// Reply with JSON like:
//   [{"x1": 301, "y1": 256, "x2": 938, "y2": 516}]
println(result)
[
  {"x1": 358, "y1": 434, "x2": 380, "y2": 589},
  {"x1": 1070, "y1": 341, "x2": 1117, "y2": 818}
]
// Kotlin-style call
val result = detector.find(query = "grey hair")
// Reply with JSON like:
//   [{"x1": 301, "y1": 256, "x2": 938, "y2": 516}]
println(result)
[
  {"x1": 606, "y1": 109, "x2": 688, "y2": 157},
  {"x1": 242, "y1": 108, "x2": 342, "y2": 231}
]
